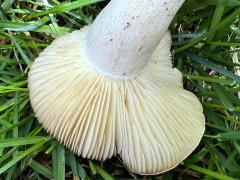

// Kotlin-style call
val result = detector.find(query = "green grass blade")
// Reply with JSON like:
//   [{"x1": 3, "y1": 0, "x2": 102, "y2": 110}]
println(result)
[
  {"x1": 213, "y1": 84, "x2": 235, "y2": 111},
  {"x1": 231, "y1": 26, "x2": 240, "y2": 36},
  {"x1": 77, "y1": 163, "x2": 88, "y2": 180},
  {"x1": 176, "y1": 8, "x2": 240, "y2": 52},
  {"x1": 208, "y1": 0, "x2": 226, "y2": 41},
  {"x1": 4, "y1": 16, "x2": 50, "y2": 32},
  {"x1": 67, "y1": 152, "x2": 80, "y2": 179},
  {"x1": 8, "y1": 32, "x2": 31, "y2": 65},
  {"x1": 185, "y1": 164, "x2": 237, "y2": 180},
  {"x1": 0, "y1": 137, "x2": 49, "y2": 148},
  {"x1": 89, "y1": 161, "x2": 97, "y2": 175},
  {"x1": 217, "y1": 132, "x2": 240, "y2": 141},
  {"x1": 26, "y1": 0, "x2": 103, "y2": 20},
  {"x1": 93, "y1": 163, "x2": 114, "y2": 180},
  {"x1": 0, "y1": 21, "x2": 72, "y2": 33},
  {"x1": 183, "y1": 74, "x2": 234, "y2": 85},
  {"x1": 0, "y1": 139, "x2": 50, "y2": 174},
  {"x1": 1, "y1": 0, "x2": 15, "y2": 11},
  {"x1": 28, "y1": 159, "x2": 53, "y2": 179},
  {"x1": 52, "y1": 144, "x2": 65, "y2": 180},
  {"x1": 184, "y1": 51, "x2": 240, "y2": 84}
]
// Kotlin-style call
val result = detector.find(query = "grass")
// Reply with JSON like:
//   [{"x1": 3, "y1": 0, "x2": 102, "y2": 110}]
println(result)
[{"x1": 0, "y1": 0, "x2": 240, "y2": 179}]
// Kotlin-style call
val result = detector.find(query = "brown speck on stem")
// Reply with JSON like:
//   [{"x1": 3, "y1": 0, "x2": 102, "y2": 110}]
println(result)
[
  {"x1": 124, "y1": 22, "x2": 131, "y2": 30},
  {"x1": 138, "y1": 46, "x2": 144, "y2": 52}
]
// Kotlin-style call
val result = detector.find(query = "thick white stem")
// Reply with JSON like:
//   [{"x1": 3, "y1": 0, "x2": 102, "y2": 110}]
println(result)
[{"x1": 85, "y1": 0, "x2": 185, "y2": 78}]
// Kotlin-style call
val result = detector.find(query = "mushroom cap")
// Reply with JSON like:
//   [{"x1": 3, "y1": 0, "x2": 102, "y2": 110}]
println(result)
[{"x1": 28, "y1": 27, "x2": 205, "y2": 175}]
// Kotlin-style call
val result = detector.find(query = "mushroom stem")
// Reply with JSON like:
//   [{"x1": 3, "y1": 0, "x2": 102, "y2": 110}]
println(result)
[{"x1": 85, "y1": 0, "x2": 185, "y2": 79}]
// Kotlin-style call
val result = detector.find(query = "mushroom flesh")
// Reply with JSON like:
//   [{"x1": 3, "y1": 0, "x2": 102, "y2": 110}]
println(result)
[{"x1": 28, "y1": 0, "x2": 205, "y2": 175}]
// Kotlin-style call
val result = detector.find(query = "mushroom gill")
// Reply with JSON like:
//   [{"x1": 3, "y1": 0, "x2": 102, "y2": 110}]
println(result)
[{"x1": 28, "y1": 27, "x2": 205, "y2": 175}]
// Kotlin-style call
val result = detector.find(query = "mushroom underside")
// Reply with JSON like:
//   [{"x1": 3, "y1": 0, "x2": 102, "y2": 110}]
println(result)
[{"x1": 28, "y1": 27, "x2": 205, "y2": 175}]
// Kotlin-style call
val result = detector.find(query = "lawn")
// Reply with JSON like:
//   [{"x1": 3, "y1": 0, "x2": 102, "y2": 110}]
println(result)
[{"x1": 0, "y1": 0, "x2": 240, "y2": 179}]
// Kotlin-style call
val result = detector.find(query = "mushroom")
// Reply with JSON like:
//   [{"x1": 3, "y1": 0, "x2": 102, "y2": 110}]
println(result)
[{"x1": 28, "y1": 0, "x2": 205, "y2": 175}]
